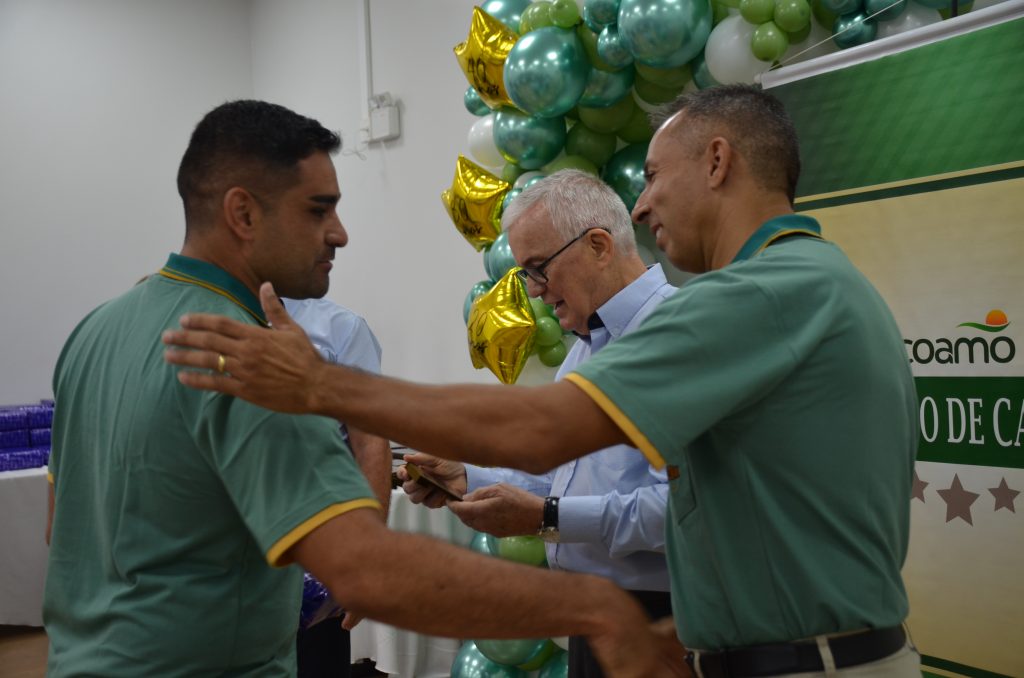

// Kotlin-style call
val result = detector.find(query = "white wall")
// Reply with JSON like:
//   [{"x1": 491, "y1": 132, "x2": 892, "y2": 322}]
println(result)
[
  {"x1": 249, "y1": 0, "x2": 494, "y2": 385},
  {"x1": 0, "y1": 0, "x2": 254, "y2": 404},
  {"x1": 0, "y1": 0, "x2": 507, "y2": 405}
]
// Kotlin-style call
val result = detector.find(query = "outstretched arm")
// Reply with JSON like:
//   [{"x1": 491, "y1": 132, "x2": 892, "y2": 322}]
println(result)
[{"x1": 163, "y1": 282, "x2": 628, "y2": 474}]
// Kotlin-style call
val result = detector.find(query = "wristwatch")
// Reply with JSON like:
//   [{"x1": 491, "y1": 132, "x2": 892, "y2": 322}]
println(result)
[{"x1": 536, "y1": 496, "x2": 560, "y2": 543}]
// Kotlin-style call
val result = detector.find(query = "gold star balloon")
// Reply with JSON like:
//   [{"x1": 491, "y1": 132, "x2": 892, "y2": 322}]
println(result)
[
  {"x1": 441, "y1": 155, "x2": 510, "y2": 251},
  {"x1": 467, "y1": 267, "x2": 537, "y2": 385},
  {"x1": 453, "y1": 6, "x2": 517, "y2": 110}
]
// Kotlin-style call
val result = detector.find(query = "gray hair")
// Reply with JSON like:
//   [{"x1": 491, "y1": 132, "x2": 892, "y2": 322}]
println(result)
[{"x1": 501, "y1": 169, "x2": 637, "y2": 256}]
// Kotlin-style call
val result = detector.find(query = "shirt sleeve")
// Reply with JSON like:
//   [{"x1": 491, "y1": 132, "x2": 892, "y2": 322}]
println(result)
[
  {"x1": 191, "y1": 394, "x2": 380, "y2": 566},
  {"x1": 330, "y1": 315, "x2": 382, "y2": 374},
  {"x1": 465, "y1": 465, "x2": 553, "y2": 494},
  {"x1": 558, "y1": 478, "x2": 669, "y2": 555},
  {"x1": 568, "y1": 269, "x2": 800, "y2": 469}
]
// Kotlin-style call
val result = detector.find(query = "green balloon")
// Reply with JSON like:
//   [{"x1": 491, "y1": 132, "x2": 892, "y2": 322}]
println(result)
[
  {"x1": 494, "y1": 108, "x2": 567, "y2": 170},
  {"x1": 751, "y1": 21, "x2": 789, "y2": 62},
  {"x1": 469, "y1": 531, "x2": 499, "y2": 556},
  {"x1": 464, "y1": 280, "x2": 495, "y2": 324},
  {"x1": 633, "y1": 75, "x2": 682, "y2": 105},
  {"x1": 465, "y1": 87, "x2": 492, "y2": 116},
  {"x1": 579, "y1": 66, "x2": 634, "y2": 108},
  {"x1": 713, "y1": 0, "x2": 731, "y2": 24},
  {"x1": 810, "y1": 0, "x2": 837, "y2": 26},
  {"x1": 538, "y1": 650, "x2": 569, "y2": 678},
  {"x1": 601, "y1": 141, "x2": 649, "y2": 212},
  {"x1": 618, "y1": 0, "x2": 714, "y2": 68},
  {"x1": 740, "y1": 0, "x2": 776, "y2": 23},
  {"x1": 576, "y1": 24, "x2": 619, "y2": 72},
  {"x1": 774, "y1": 0, "x2": 812, "y2": 31},
  {"x1": 566, "y1": 122, "x2": 617, "y2": 167},
  {"x1": 550, "y1": 0, "x2": 582, "y2": 27},
  {"x1": 535, "y1": 316, "x2": 563, "y2": 346},
  {"x1": 577, "y1": 94, "x2": 635, "y2": 134},
  {"x1": 529, "y1": 297, "x2": 555, "y2": 320},
  {"x1": 502, "y1": 163, "x2": 526, "y2": 184},
  {"x1": 634, "y1": 61, "x2": 692, "y2": 88},
  {"x1": 520, "y1": 1, "x2": 555, "y2": 33},
  {"x1": 477, "y1": 638, "x2": 549, "y2": 667},
  {"x1": 497, "y1": 535, "x2": 548, "y2": 565},
  {"x1": 481, "y1": 0, "x2": 533, "y2": 32},
  {"x1": 785, "y1": 20, "x2": 812, "y2": 41},
  {"x1": 543, "y1": 154, "x2": 599, "y2": 175},
  {"x1": 831, "y1": 11, "x2": 875, "y2": 49},
  {"x1": 452, "y1": 642, "x2": 528, "y2": 678},
  {"x1": 538, "y1": 341, "x2": 568, "y2": 367},
  {"x1": 616, "y1": 105, "x2": 654, "y2": 144},
  {"x1": 518, "y1": 641, "x2": 560, "y2": 671}
]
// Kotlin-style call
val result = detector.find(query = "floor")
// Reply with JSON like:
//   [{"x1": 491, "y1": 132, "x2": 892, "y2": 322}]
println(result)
[
  {"x1": 0, "y1": 626, "x2": 385, "y2": 677},
  {"x1": 0, "y1": 626, "x2": 47, "y2": 678}
]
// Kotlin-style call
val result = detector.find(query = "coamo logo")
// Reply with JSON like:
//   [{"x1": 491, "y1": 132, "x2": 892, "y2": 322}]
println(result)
[{"x1": 904, "y1": 309, "x2": 1014, "y2": 364}]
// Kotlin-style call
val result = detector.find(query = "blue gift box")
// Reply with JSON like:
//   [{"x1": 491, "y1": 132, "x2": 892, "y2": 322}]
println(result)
[
  {"x1": 30, "y1": 428, "x2": 52, "y2": 446},
  {"x1": 0, "y1": 447, "x2": 50, "y2": 472},
  {"x1": 299, "y1": 572, "x2": 343, "y2": 629},
  {"x1": 0, "y1": 429, "x2": 31, "y2": 449}
]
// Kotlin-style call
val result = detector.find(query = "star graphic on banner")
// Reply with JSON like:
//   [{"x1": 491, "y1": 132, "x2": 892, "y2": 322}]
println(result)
[
  {"x1": 937, "y1": 474, "x2": 980, "y2": 525},
  {"x1": 988, "y1": 478, "x2": 1020, "y2": 513},
  {"x1": 912, "y1": 472, "x2": 928, "y2": 502}
]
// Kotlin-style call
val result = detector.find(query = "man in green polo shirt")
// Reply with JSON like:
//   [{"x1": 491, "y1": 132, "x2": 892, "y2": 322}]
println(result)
[
  {"x1": 163, "y1": 86, "x2": 920, "y2": 677},
  {"x1": 46, "y1": 100, "x2": 683, "y2": 678}
]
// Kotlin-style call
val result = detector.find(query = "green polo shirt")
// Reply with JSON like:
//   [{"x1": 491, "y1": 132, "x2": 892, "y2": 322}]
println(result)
[
  {"x1": 567, "y1": 215, "x2": 916, "y2": 650},
  {"x1": 46, "y1": 254, "x2": 379, "y2": 677}
]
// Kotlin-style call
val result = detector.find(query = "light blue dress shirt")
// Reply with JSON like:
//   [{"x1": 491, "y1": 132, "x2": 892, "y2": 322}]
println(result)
[{"x1": 466, "y1": 265, "x2": 676, "y2": 591}]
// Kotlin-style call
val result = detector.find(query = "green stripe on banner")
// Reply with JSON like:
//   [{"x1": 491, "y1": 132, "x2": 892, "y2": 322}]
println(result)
[
  {"x1": 797, "y1": 166, "x2": 1024, "y2": 211},
  {"x1": 915, "y1": 377, "x2": 1024, "y2": 468},
  {"x1": 773, "y1": 17, "x2": 1024, "y2": 199},
  {"x1": 921, "y1": 654, "x2": 1017, "y2": 678}
]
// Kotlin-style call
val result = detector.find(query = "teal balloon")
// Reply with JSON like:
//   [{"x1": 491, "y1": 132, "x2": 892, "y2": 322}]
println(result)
[
  {"x1": 465, "y1": 87, "x2": 492, "y2": 117},
  {"x1": 601, "y1": 142, "x2": 649, "y2": 212},
  {"x1": 864, "y1": 0, "x2": 905, "y2": 19},
  {"x1": 476, "y1": 638, "x2": 549, "y2": 667},
  {"x1": 538, "y1": 650, "x2": 569, "y2": 678},
  {"x1": 578, "y1": 66, "x2": 634, "y2": 107},
  {"x1": 494, "y1": 108, "x2": 568, "y2": 170},
  {"x1": 484, "y1": 231, "x2": 519, "y2": 281},
  {"x1": 618, "y1": 0, "x2": 714, "y2": 68},
  {"x1": 481, "y1": 0, "x2": 533, "y2": 32},
  {"x1": 821, "y1": 0, "x2": 862, "y2": 15},
  {"x1": 452, "y1": 642, "x2": 528, "y2": 678},
  {"x1": 469, "y1": 531, "x2": 499, "y2": 556},
  {"x1": 832, "y1": 11, "x2": 876, "y2": 48},
  {"x1": 690, "y1": 50, "x2": 721, "y2": 89},
  {"x1": 497, "y1": 535, "x2": 548, "y2": 566},
  {"x1": 597, "y1": 25, "x2": 635, "y2": 69},
  {"x1": 464, "y1": 281, "x2": 495, "y2": 324},
  {"x1": 504, "y1": 27, "x2": 591, "y2": 118},
  {"x1": 502, "y1": 187, "x2": 523, "y2": 212},
  {"x1": 586, "y1": 0, "x2": 622, "y2": 26}
]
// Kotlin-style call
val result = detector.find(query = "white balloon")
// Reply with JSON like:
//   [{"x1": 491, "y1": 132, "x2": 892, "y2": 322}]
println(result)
[
  {"x1": 875, "y1": 3, "x2": 942, "y2": 39},
  {"x1": 551, "y1": 636, "x2": 571, "y2": 651},
  {"x1": 467, "y1": 114, "x2": 506, "y2": 169},
  {"x1": 704, "y1": 15, "x2": 770, "y2": 85},
  {"x1": 782, "y1": 18, "x2": 838, "y2": 65}
]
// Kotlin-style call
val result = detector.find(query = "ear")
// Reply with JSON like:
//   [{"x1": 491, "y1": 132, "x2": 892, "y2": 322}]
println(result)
[
  {"x1": 705, "y1": 137, "x2": 733, "y2": 190},
  {"x1": 586, "y1": 228, "x2": 614, "y2": 265},
  {"x1": 222, "y1": 187, "x2": 262, "y2": 242}
]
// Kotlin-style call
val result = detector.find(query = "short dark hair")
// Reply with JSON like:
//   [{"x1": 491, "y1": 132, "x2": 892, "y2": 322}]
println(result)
[
  {"x1": 177, "y1": 100, "x2": 341, "y2": 231},
  {"x1": 652, "y1": 85, "x2": 801, "y2": 204}
]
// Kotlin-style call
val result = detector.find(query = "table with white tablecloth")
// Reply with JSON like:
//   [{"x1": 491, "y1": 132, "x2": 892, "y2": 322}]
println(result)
[
  {"x1": 0, "y1": 466, "x2": 50, "y2": 626},
  {"x1": 350, "y1": 488, "x2": 476, "y2": 677}
]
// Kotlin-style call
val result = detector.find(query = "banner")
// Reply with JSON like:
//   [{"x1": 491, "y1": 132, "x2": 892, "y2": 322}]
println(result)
[{"x1": 768, "y1": 11, "x2": 1024, "y2": 677}]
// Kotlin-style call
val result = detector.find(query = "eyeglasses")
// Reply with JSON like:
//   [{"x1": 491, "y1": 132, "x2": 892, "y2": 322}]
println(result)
[{"x1": 515, "y1": 227, "x2": 608, "y2": 285}]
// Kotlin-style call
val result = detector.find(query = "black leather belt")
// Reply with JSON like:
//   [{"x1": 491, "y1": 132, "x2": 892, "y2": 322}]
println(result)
[{"x1": 688, "y1": 626, "x2": 906, "y2": 678}]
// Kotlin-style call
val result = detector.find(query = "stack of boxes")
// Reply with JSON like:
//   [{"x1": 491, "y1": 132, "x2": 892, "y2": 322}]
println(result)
[{"x1": 0, "y1": 400, "x2": 54, "y2": 471}]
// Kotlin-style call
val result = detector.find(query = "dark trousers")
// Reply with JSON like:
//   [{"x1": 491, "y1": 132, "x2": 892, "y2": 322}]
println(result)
[
  {"x1": 296, "y1": 618, "x2": 351, "y2": 678},
  {"x1": 568, "y1": 589, "x2": 673, "y2": 678}
]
